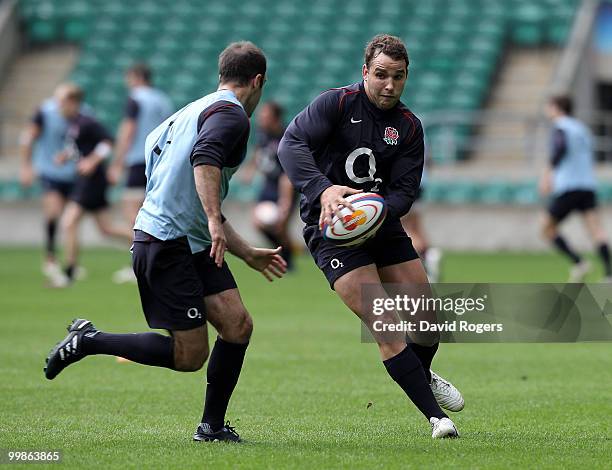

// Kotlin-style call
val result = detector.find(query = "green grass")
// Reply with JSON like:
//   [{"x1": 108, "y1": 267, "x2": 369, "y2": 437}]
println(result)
[{"x1": 0, "y1": 247, "x2": 610, "y2": 469}]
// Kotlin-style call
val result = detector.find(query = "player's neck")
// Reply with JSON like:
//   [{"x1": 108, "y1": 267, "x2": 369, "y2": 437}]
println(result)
[{"x1": 218, "y1": 83, "x2": 246, "y2": 101}]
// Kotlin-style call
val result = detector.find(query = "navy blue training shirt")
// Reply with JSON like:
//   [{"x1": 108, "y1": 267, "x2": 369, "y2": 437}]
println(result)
[
  {"x1": 66, "y1": 114, "x2": 113, "y2": 157},
  {"x1": 255, "y1": 127, "x2": 286, "y2": 202},
  {"x1": 278, "y1": 81, "x2": 424, "y2": 225}
]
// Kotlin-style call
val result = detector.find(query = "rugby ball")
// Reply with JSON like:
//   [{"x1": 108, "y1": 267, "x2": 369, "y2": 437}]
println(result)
[{"x1": 322, "y1": 193, "x2": 387, "y2": 247}]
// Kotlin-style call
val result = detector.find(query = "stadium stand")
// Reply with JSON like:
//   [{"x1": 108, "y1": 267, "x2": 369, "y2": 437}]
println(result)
[{"x1": 1, "y1": 0, "x2": 589, "y2": 204}]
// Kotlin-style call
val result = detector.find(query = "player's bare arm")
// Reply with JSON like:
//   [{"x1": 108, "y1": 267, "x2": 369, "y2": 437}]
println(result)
[
  {"x1": 108, "y1": 118, "x2": 137, "y2": 184},
  {"x1": 19, "y1": 123, "x2": 41, "y2": 187},
  {"x1": 194, "y1": 164, "x2": 226, "y2": 267},
  {"x1": 77, "y1": 140, "x2": 113, "y2": 176},
  {"x1": 223, "y1": 221, "x2": 287, "y2": 281},
  {"x1": 276, "y1": 173, "x2": 294, "y2": 229}
]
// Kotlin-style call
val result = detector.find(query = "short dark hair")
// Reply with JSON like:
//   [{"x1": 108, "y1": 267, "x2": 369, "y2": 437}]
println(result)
[
  {"x1": 264, "y1": 101, "x2": 284, "y2": 120},
  {"x1": 550, "y1": 95, "x2": 573, "y2": 115},
  {"x1": 218, "y1": 41, "x2": 266, "y2": 86},
  {"x1": 364, "y1": 34, "x2": 409, "y2": 70},
  {"x1": 128, "y1": 63, "x2": 152, "y2": 83},
  {"x1": 65, "y1": 84, "x2": 84, "y2": 103}
]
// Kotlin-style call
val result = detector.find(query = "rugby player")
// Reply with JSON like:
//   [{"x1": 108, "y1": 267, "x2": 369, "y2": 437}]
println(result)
[
  {"x1": 241, "y1": 101, "x2": 296, "y2": 269},
  {"x1": 540, "y1": 95, "x2": 612, "y2": 281},
  {"x1": 53, "y1": 85, "x2": 133, "y2": 286},
  {"x1": 20, "y1": 84, "x2": 82, "y2": 285},
  {"x1": 278, "y1": 34, "x2": 463, "y2": 438},
  {"x1": 44, "y1": 42, "x2": 286, "y2": 443},
  {"x1": 108, "y1": 63, "x2": 173, "y2": 283}
]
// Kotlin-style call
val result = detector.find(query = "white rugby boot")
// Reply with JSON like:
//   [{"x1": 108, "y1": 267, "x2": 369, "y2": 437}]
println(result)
[
  {"x1": 430, "y1": 371, "x2": 464, "y2": 412},
  {"x1": 430, "y1": 417, "x2": 459, "y2": 438}
]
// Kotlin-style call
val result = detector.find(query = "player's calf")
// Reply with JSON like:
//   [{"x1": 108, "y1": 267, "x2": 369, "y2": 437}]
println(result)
[{"x1": 172, "y1": 329, "x2": 210, "y2": 372}]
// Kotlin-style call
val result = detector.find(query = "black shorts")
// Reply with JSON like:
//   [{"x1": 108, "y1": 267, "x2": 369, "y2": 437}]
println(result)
[
  {"x1": 126, "y1": 163, "x2": 147, "y2": 189},
  {"x1": 548, "y1": 190, "x2": 597, "y2": 222},
  {"x1": 70, "y1": 166, "x2": 108, "y2": 211},
  {"x1": 304, "y1": 218, "x2": 419, "y2": 289},
  {"x1": 39, "y1": 176, "x2": 74, "y2": 199},
  {"x1": 131, "y1": 231, "x2": 237, "y2": 331}
]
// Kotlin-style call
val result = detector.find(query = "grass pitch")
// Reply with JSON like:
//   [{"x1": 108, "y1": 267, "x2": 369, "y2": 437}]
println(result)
[{"x1": 0, "y1": 247, "x2": 610, "y2": 469}]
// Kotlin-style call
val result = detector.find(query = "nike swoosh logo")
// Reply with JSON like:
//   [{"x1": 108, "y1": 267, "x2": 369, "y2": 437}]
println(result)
[{"x1": 351, "y1": 117, "x2": 362, "y2": 124}]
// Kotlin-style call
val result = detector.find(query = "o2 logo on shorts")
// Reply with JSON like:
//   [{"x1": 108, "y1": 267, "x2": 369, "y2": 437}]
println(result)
[
  {"x1": 345, "y1": 147, "x2": 382, "y2": 192},
  {"x1": 330, "y1": 258, "x2": 344, "y2": 269},
  {"x1": 187, "y1": 307, "x2": 202, "y2": 319}
]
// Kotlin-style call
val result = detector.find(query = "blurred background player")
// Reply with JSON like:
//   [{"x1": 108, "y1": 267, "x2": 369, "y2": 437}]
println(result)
[
  {"x1": 54, "y1": 85, "x2": 133, "y2": 286},
  {"x1": 19, "y1": 84, "x2": 79, "y2": 285},
  {"x1": 241, "y1": 101, "x2": 296, "y2": 270},
  {"x1": 400, "y1": 144, "x2": 442, "y2": 282},
  {"x1": 540, "y1": 95, "x2": 612, "y2": 282},
  {"x1": 108, "y1": 63, "x2": 173, "y2": 283}
]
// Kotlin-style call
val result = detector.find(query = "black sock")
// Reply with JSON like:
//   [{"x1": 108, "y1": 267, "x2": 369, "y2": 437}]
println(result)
[
  {"x1": 408, "y1": 342, "x2": 439, "y2": 382},
  {"x1": 383, "y1": 346, "x2": 446, "y2": 420},
  {"x1": 598, "y1": 243, "x2": 612, "y2": 276},
  {"x1": 46, "y1": 219, "x2": 58, "y2": 258},
  {"x1": 82, "y1": 331, "x2": 175, "y2": 369},
  {"x1": 65, "y1": 264, "x2": 75, "y2": 280},
  {"x1": 202, "y1": 337, "x2": 248, "y2": 431},
  {"x1": 553, "y1": 235, "x2": 581, "y2": 264}
]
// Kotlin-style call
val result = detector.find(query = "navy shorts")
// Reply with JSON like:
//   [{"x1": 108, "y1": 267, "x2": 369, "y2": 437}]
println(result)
[
  {"x1": 303, "y1": 218, "x2": 419, "y2": 289},
  {"x1": 132, "y1": 231, "x2": 237, "y2": 331},
  {"x1": 126, "y1": 163, "x2": 147, "y2": 189},
  {"x1": 70, "y1": 166, "x2": 108, "y2": 211},
  {"x1": 39, "y1": 176, "x2": 74, "y2": 199},
  {"x1": 548, "y1": 190, "x2": 597, "y2": 222}
]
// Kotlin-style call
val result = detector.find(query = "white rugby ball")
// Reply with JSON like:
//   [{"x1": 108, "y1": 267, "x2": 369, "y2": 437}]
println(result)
[{"x1": 322, "y1": 193, "x2": 387, "y2": 247}]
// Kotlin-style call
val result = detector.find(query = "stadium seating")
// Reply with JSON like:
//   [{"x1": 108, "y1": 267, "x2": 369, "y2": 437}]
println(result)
[
  {"x1": 18, "y1": 0, "x2": 580, "y2": 125},
  {"x1": 13, "y1": 0, "x2": 581, "y2": 204}
]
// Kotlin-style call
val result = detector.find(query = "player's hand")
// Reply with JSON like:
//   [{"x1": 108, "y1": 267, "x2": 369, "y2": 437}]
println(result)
[
  {"x1": 245, "y1": 246, "x2": 287, "y2": 281},
  {"x1": 107, "y1": 164, "x2": 122, "y2": 185},
  {"x1": 319, "y1": 185, "x2": 362, "y2": 229},
  {"x1": 208, "y1": 218, "x2": 227, "y2": 268},
  {"x1": 19, "y1": 164, "x2": 34, "y2": 188},
  {"x1": 539, "y1": 174, "x2": 552, "y2": 196},
  {"x1": 77, "y1": 156, "x2": 99, "y2": 176}
]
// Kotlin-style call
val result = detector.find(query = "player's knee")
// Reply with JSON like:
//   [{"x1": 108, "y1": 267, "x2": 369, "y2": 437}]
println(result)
[
  {"x1": 61, "y1": 214, "x2": 78, "y2": 232},
  {"x1": 232, "y1": 311, "x2": 253, "y2": 343},
  {"x1": 542, "y1": 223, "x2": 556, "y2": 241},
  {"x1": 97, "y1": 223, "x2": 113, "y2": 237}
]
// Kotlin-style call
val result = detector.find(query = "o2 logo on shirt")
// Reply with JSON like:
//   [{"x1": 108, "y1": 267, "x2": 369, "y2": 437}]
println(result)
[{"x1": 345, "y1": 147, "x2": 382, "y2": 192}]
